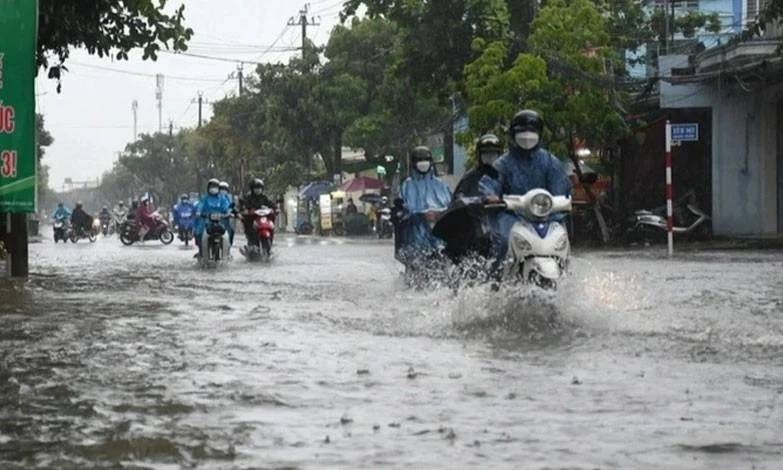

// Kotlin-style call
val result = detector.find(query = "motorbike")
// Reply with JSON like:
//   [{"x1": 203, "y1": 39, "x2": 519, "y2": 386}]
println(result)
[
  {"x1": 99, "y1": 217, "x2": 112, "y2": 236},
  {"x1": 392, "y1": 199, "x2": 449, "y2": 288},
  {"x1": 626, "y1": 189, "x2": 712, "y2": 244},
  {"x1": 70, "y1": 220, "x2": 98, "y2": 243},
  {"x1": 177, "y1": 210, "x2": 195, "y2": 246},
  {"x1": 377, "y1": 207, "x2": 394, "y2": 239},
  {"x1": 498, "y1": 190, "x2": 572, "y2": 289},
  {"x1": 241, "y1": 206, "x2": 278, "y2": 261},
  {"x1": 199, "y1": 212, "x2": 231, "y2": 266},
  {"x1": 119, "y1": 212, "x2": 175, "y2": 246},
  {"x1": 52, "y1": 216, "x2": 69, "y2": 243},
  {"x1": 433, "y1": 189, "x2": 572, "y2": 290}
]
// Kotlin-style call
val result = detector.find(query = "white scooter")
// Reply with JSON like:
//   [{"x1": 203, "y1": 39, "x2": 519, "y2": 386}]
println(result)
[{"x1": 497, "y1": 189, "x2": 573, "y2": 289}]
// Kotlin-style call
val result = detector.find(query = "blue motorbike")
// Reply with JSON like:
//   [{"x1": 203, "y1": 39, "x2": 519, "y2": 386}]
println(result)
[{"x1": 177, "y1": 210, "x2": 195, "y2": 246}]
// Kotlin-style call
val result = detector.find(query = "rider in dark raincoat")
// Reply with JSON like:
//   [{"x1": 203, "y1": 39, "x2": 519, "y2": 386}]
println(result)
[{"x1": 479, "y1": 110, "x2": 572, "y2": 275}]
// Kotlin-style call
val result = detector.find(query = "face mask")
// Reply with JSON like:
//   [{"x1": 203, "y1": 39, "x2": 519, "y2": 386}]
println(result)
[
  {"x1": 220, "y1": 190, "x2": 228, "y2": 195},
  {"x1": 515, "y1": 131, "x2": 540, "y2": 150},
  {"x1": 480, "y1": 152, "x2": 500, "y2": 166},
  {"x1": 415, "y1": 161, "x2": 432, "y2": 173},
  {"x1": 253, "y1": 188, "x2": 263, "y2": 195},
  {"x1": 208, "y1": 187, "x2": 219, "y2": 195}
]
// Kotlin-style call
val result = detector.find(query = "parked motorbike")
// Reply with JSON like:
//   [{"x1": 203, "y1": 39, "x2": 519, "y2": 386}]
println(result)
[
  {"x1": 53, "y1": 216, "x2": 69, "y2": 243},
  {"x1": 119, "y1": 212, "x2": 175, "y2": 246},
  {"x1": 199, "y1": 212, "x2": 231, "y2": 266},
  {"x1": 626, "y1": 190, "x2": 711, "y2": 243},
  {"x1": 242, "y1": 206, "x2": 277, "y2": 261}
]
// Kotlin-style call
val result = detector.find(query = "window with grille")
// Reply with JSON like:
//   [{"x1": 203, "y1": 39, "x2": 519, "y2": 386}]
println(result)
[{"x1": 649, "y1": 0, "x2": 700, "y2": 9}]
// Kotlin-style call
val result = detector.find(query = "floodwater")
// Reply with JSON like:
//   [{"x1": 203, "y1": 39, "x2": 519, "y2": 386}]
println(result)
[{"x1": 1, "y1": 229, "x2": 782, "y2": 469}]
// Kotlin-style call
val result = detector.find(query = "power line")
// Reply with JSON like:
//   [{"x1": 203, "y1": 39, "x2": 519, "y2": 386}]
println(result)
[
  {"x1": 159, "y1": 49, "x2": 298, "y2": 65},
  {"x1": 66, "y1": 61, "x2": 225, "y2": 82},
  {"x1": 288, "y1": 4, "x2": 321, "y2": 60}
]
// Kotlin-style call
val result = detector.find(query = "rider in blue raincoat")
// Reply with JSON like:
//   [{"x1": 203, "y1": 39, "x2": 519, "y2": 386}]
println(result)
[
  {"x1": 52, "y1": 202, "x2": 72, "y2": 222},
  {"x1": 479, "y1": 110, "x2": 572, "y2": 275},
  {"x1": 218, "y1": 181, "x2": 235, "y2": 251},
  {"x1": 395, "y1": 146, "x2": 452, "y2": 264},
  {"x1": 173, "y1": 194, "x2": 195, "y2": 238},
  {"x1": 194, "y1": 179, "x2": 231, "y2": 258}
]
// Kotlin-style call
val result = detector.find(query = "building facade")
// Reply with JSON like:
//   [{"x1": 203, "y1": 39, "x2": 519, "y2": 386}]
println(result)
[{"x1": 658, "y1": 16, "x2": 783, "y2": 235}]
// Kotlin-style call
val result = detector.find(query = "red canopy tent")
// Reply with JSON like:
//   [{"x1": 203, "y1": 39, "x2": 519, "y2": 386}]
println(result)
[{"x1": 342, "y1": 176, "x2": 385, "y2": 192}]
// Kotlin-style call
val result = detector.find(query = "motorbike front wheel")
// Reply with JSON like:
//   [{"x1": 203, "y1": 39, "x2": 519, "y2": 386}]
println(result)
[
  {"x1": 159, "y1": 229, "x2": 175, "y2": 245},
  {"x1": 119, "y1": 232, "x2": 135, "y2": 246},
  {"x1": 261, "y1": 238, "x2": 271, "y2": 257},
  {"x1": 88, "y1": 232, "x2": 97, "y2": 243}
]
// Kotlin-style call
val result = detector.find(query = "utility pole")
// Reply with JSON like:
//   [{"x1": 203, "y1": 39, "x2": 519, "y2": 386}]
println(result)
[
  {"x1": 227, "y1": 64, "x2": 245, "y2": 96},
  {"x1": 132, "y1": 100, "x2": 138, "y2": 141},
  {"x1": 156, "y1": 74, "x2": 164, "y2": 133},
  {"x1": 288, "y1": 4, "x2": 320, "y2": 61},
  {"x1": 191, "y1": 92, "x2": 210, "y2": 128}
]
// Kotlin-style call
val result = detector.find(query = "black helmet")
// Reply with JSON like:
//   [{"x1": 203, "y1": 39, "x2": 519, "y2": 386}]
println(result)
[
  {"x1": 476, "y1": 134, "x2": 503, "y2": 155},
  {"x1": 509, "y1": 109, "x2": 544, "y2": 135},
  {"x1": 250, "y1": 178, "x2": 264, "y2": 191},
  {"x1": 410, "y1": 146, "x2": 433, "y2": 162}
]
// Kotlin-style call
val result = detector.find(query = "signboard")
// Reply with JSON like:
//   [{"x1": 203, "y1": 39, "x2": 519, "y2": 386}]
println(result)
[
  {"x1": 0, "y1": 0, "x2": 37, "y2": 213},
  {"x1": 670, "y1": 123, "x2": 699, "y2": 142},
  {"x1": 319, "y1": 194, "x2": 332, "y2": 230}
]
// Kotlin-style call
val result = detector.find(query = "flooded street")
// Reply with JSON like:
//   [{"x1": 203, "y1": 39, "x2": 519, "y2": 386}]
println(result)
[{"x1": 2, "y1": 230, "x2": 783, "y2": 469}]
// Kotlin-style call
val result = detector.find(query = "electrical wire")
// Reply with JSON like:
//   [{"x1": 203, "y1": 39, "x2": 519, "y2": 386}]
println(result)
[{"x1": 66, "y1": 61, "x2": 226, "y2": 82}]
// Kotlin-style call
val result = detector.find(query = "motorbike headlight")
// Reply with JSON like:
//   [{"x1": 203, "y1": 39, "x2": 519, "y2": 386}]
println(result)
[
  {"x1": 554, "y1": 234, "x2": 569, "y2": 251},
  {"x1": 531, "y1": 193, "x2": 553, "y2": 218}
]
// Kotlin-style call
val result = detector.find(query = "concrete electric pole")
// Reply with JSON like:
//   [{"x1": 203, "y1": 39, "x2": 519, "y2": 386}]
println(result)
[
  {"x1": 155, "y1": 74, "x2": 164, "y2": 133},
  {"x1": 288, "y1": 4, "x2": 320, "y2": 62},
  {"x1": 131, "y1": 100, "x2": 138, "y2": 141}
]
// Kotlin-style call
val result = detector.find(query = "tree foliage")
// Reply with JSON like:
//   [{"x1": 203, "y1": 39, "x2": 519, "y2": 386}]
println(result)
[
  {"x1": 461, "y1": 0, "x2": 627, "y2": 161},
  {"x1": 36, "y1": 114, "x2": 54, "y2": 206},
  {"x1": 38, "y1": 0, "x2": 193, "y2": 91}
]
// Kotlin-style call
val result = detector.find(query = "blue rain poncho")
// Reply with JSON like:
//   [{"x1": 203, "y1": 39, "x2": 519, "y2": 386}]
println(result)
[
  {"x1": 52, "y1": 206, "x2": 72, "y2": 221},
  {"x1": 194, "y1": 193, "x2": 230, "y2": 240},
  {"x1": 479, "y1": 147, "x2": 572, "y2": 265},
  {"x1": 395, "y1": 167, "x2": 452, "y2": 264}
]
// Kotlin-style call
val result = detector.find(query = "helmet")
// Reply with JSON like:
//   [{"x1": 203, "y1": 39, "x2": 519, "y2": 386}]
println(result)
[
  {"x1": 75, "y1": 201, "x2": 83, "y2": 208},
  {"x1": 102, "y1": 206, "x2": 108, "y2": 210},
  {"x1": 509, "y1": 110, "x2": 544, "y2": 150},
  {"x1": 250, "y1": 178, "x2": 265, "y2": 194},
  {"x1": 381, "y1": 196, "x2": 389, "y2": 204},
  {"x1": 509, "y1": 109, "x2": 544, "y2": 134},
  {"x1": 476, "y1": 134, "x2": 503, "y2": 155},
  {"x1": 118, "y1": 201, "x2": 124, "y2": 206},
  {"x1": 410, "y1": 146, "x2": 433, "y2": 162},
  {"x1": 180, "y1": 193, "x2": 189, "y2": 200},
  {"x1": 219, "y1": 181, "x2": 229, "y2": 191},
  {"x1": 207, "y1": 178, "x2": 220, "y2": 195}
]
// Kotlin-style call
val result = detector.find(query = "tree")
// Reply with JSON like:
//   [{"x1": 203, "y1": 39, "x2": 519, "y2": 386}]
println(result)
[
  {"x1": 36, "y1": 114, "x2": 54, "y2": 206},
  {"x1": 38, "y1": 0, "x2": 193, "y2": 91},
  {"x1": 743, "y1": 0, "x2": 783, "y2": 47}
]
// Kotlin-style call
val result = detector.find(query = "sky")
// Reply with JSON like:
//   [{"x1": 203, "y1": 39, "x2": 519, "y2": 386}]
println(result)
[{"x1": 36, "y1": 0, "x2": 346, "y2": 191}]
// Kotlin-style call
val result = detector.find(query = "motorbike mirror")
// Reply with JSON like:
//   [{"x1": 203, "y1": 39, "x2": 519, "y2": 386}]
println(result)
[{"x1": 580, "y1": 172, "x2": 598, "y2": 185}]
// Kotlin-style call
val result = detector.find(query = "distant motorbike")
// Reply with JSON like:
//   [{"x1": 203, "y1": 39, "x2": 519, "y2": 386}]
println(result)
[
  {"x1": 119, "y1": 212, "x2": 175, "y2": 246},
  {"x1": 246, "y1": 206, "x2": 277, "y2": 260},
  {"x1": 99, "y1": 217, "x2": 112, "y2": 236},
  {"x1": 53, "y1": 216, "x2": 69, "y2": 243},
  {"x1": 177, "y1": 209, "x2": 195, "y2": 246},
  {"x1": 199, "y1": 212, "x2": 231, "y2": 266},
  {"x1": 377, "y1": 207, "x2": 394, "y2": 239},
  {"x1": 70, "y1": 222, "x2": 98, "y2": 243},
  {"x1": 626, "y1": 190, "x2": 711, "y2": 243}
]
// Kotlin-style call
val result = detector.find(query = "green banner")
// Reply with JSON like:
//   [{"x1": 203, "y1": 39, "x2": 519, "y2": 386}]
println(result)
[{"x1": 0, "y1": 0, "x2": 38, "y2": 213}]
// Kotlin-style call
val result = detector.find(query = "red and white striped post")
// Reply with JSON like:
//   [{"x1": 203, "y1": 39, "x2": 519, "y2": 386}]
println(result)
[{"x1": 665, "y1": 120, "x2": 674, "y2": 257}]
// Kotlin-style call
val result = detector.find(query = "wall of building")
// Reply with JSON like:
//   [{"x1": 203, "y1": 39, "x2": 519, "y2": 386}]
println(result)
[{"x1": 661, "y1": 66, "x2": 783, "y2": 235}]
